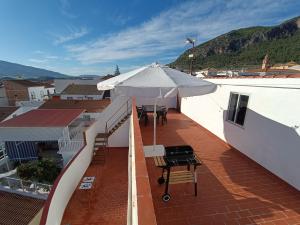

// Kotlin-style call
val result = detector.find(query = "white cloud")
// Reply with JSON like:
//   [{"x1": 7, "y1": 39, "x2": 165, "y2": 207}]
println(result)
[
  {"x1": 60, "y1": 0, "x2": 77, "y2": 18},
  {"x1": 53, "y1": 26, "x2": 89, "y2": 45},
  {"x1": 28, "y1": 58, "x2": 48, "y2": 63},
  {"x1": 45, "y1": 55, "x2": 59, "y2": 60},
  {"x1": 65, "y1": 0, "x2": 299, "y2": 65},
  {"x1": 33, "y1": 50, "x2": 45, "y2": 54}
]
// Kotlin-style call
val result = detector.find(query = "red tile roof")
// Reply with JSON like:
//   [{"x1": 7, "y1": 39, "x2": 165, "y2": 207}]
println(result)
[
  {"x1": 0, "y1": 109, "x2": 83, "y2": 127},
  {"x1": 61, "y1": 84, "x2": 103, "y2": 95},
  {"x1": 0, "y1": 191, "x2": 44, "y2": 225},
  {"x1": 39, "y1": 99, "x2": 110, "y2": 113},
  {"x1": 0, "y1": 107, "x2": 19, "y2": 122}
]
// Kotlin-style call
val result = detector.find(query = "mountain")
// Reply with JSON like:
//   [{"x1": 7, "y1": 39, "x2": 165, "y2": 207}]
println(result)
[
  {"x1": 78, "y1": 75, "x2": 103, "y2": 79},
  {"x1": 170, "y1": 16, "x2": 300, "y2": 70},
  {"x1": 0, "y1": 60, "x2": 69, "y2": 79}
]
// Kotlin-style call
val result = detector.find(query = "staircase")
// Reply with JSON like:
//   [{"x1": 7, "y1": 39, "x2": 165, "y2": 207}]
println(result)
[{"x1": 92, "y1": 98, "x2": 132, "y2": 165}]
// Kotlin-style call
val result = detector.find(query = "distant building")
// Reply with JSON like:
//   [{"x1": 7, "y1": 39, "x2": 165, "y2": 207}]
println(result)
[
  {"x1": 0, "y1": 109, "x2": 84, "y2": 164},
  {"x1": 60, "y1": 84, "x2": 105, "y2": 100},
  {"x1": 3, "y1": 80, "x2": 55, "y2": 106},
  {"x1": 54, "y1": 78, "x2": 102, "y2": 94},
  {"x1": 270, "y1": 61, "x2": 299, "y2": 70},
  {"x1": 0, "y1": 82, "x2": 9, "y2": 106},
  {"x1": 261, "y1": 54, "x2": 270, "y2": 71}
]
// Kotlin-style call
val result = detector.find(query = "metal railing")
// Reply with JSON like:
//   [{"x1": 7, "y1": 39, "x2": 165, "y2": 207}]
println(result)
[
  {"x1": 105, "y1": 98, "x2": 132, "y2": 134},
  {"x1": 68, "y1": 122, "x2": 85, "y2": 140},
  {"x1": 0, "y1": 176, "x2": 52, "y2": 199},
  {"x1": 58, "y1": 139, "x2": 85, "y2": 153},
  {"x1": 0, "y1": 142, "x2": 5, "y2": 161}
]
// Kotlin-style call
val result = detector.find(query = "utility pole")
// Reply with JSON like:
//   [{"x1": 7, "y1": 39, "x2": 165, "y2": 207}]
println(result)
[{"x1": 186, "y1": 38, "x2": 196, "y2": 75}]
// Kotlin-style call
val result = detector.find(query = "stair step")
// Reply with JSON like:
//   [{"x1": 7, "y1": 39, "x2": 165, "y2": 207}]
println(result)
[
  {"x1": 96, "y1": 133, "x2": 109, "y2": 138},
  {"x1": 94, "y1": 142, "x2": 106, "y2": 146},
  {"x1": 95, "y1": 138, "x2": 106, "y2": 141}
]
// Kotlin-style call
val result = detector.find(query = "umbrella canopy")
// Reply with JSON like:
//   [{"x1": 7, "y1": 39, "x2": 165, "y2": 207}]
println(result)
[
  {"x1": 97, "y1": 63, "x2": 216, "y2": 98},
  {"x1": 97, "y1": 63, "x2": 217, "y2": 153}
]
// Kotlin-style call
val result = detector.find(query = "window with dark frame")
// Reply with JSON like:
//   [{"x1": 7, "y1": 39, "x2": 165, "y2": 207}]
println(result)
[{"x1": 227, "y1": 93, "x2": 249, "y2": 126}]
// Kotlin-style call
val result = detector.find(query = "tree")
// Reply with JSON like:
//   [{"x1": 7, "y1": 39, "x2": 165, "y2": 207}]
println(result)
[
  {"x1": 17, "y1": 159, "x2": 61, "y2": 184},
  {"x1": 114, "y1": 65, "x2": 120, "y2": 76}
]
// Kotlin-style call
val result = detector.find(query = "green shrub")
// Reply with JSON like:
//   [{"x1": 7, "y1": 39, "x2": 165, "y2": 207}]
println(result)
[{"x1": 17, "y1": 159, "x2": 61, "y2": 184}]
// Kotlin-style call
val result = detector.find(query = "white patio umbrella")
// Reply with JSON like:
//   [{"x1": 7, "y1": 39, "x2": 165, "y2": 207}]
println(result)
[{"x1": 97, "y1": 63, "x2": 217, "y2": 149}]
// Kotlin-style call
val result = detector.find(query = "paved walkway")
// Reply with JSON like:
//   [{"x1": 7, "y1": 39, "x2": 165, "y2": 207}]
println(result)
[
  {"x1": 140, "y1": 111, "x2": 300, "y2": 225},
  {"x1": 61, "y1": 148, "x2": 128, "y2": 225}
]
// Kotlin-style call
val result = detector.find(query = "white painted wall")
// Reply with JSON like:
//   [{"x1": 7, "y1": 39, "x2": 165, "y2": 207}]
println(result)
[
  {"x1": 108, "y1": 119, "x2": 129, "y2": 147},
  {"x1": 181, "y1": 78, "x2": 300, "y2": 190},
  {"x1": 45, "y1": 87, "x2": 55, "y2": 97},
  {"x1": 28, "y1": 86, "x2": 47, "y2": 101},
  {"x1": 60, "y1": 94, "x2": 103, "y2": 100},
  {"x1": 43, "y1": 123, "x2": 96, "y2": 225},
  {"x1": 0, "y1": 127, "x2": 64, "y2": 141}
]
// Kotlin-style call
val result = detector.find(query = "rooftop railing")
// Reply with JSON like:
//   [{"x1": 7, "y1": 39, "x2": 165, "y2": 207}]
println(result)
[
  {"x1": 0, "y1": 176, "x2": 52, "y2": 200},
  {"x1": 127, "y1": 98, "x2": 157, "y2": 225}
]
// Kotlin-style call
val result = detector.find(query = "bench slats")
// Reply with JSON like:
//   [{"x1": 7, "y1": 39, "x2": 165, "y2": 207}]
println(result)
[{"x1": 163, "y1": 171, "x2": 195, "y2": 184}]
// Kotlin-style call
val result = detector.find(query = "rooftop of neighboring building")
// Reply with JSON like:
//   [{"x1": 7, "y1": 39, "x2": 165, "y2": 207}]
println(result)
[
  {"x1": 245, "y1": 68, "x2": 300, "y2": 74},
  {"x1": 0, "y1": 106, "x2": 19, "y2": 122},
  {"x1": 4, "y1": 79, "x2": 47, "y2": 87},
  {"x1": 39, "y1": 98, "x2": 110, "y2": 113},
  {"x1": 0, "y1": 108, "x2": 83, "y2": 127},
  {"x1": 61, "y1": 84, "x2": 103, "y2": 95},
  {"x1": 0, "y1": 191, "x2": 44, "y2": 225},
  {"x1": 206, "y1": 73, "x2": 300, "y2": 79}
]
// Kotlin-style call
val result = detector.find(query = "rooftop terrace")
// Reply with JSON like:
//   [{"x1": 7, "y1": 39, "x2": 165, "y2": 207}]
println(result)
[{"x1": 140, "y1": 111, "x2": 300, "y2": 225}]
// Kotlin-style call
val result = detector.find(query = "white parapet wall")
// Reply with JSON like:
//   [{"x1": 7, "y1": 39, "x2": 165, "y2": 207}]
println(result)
[
  {"x1": 40, "y1": 96, "x2": 130, "y2": 225},
  {"x1": 181, "y1": 78, "x2": 300, "y2": 190}
]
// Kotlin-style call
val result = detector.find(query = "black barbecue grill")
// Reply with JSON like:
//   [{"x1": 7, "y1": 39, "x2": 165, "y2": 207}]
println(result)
[{"x1": 154, "y1": 145, "x2": 201, "y2": 202}]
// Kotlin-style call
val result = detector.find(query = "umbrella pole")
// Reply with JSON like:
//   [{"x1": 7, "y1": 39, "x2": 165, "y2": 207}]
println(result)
[{"x1": 153, "y1": 99, "x2": 157, "y2": 151}]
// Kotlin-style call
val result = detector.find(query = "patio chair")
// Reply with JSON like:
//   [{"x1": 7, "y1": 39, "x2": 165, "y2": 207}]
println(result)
[
  {"x1": 136, "y1": 106, "x2": 148, "y2": 125},
  {"x1": 157, "y1": 106, "x2": 167, "y2": 125}
]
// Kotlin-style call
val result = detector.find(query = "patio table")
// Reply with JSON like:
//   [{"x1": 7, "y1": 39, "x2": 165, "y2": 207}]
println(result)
[
  {"x1": 142, "y1": 105, "x2": 167, "y2": 125},
  {"x1": 142, "y1": 105, "x2": 165, "y2": 113}
]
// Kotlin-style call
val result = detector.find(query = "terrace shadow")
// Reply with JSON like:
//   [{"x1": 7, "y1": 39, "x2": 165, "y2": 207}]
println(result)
[{"x1": 222, "y1": 109, "x2": 300, "y2": 222}]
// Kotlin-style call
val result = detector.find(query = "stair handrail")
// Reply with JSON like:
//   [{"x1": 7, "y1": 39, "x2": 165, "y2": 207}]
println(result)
[{"x1": 105, "y1": 98, "x2": 132, "y2": 134}]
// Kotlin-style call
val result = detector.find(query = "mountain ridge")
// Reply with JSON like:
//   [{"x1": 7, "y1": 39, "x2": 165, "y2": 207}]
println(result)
[
  {"x1": 170, "y1": 16, "x2": 300, "y2": 70},
  {"x1": 0, "y1": 60, "x2": 69, "y2": 79}
]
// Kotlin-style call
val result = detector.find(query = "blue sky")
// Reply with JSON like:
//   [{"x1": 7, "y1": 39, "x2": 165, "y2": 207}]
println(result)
[{"x1": 0, "y1": 0, "x2": 299, "y2": 76}]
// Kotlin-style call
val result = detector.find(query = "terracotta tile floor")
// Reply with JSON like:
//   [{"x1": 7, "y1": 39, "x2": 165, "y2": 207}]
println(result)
[
  {"x1": 61, "y1": 148, "x2": 128, "y2": 225},
  {"x1": 140, "y1": 111, "x2": 300, "y2": 225}
]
